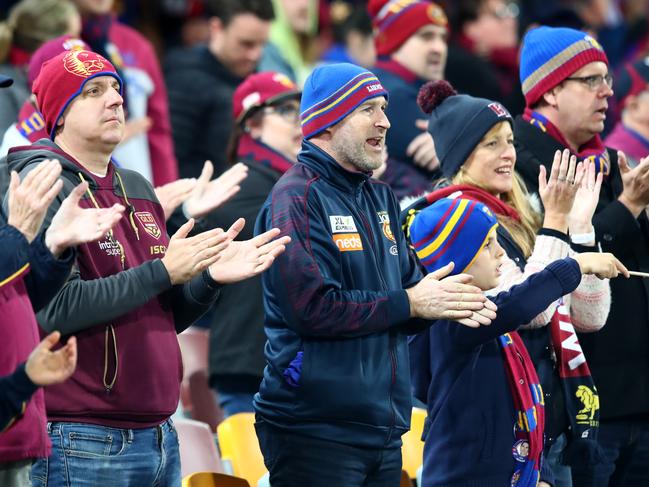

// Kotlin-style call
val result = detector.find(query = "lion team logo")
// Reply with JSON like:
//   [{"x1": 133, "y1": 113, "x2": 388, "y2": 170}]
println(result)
[
  {"x1": 427, "y1": 3, "x2": 448, "y2": 24},
  {"x1": 135, "y1": 211, "x2": 161, "y2": 240},
  {"x1": 377, "y1": 211, "x2": 396, "y2": 242},
  {"x1": 575, "y1": 385, "x2": 600, "y2": 426},
  {"x1": 63, "y1": 50, "x2": 106, "y2": 78},
  {"x1": 585, "y1": 35, "x2": 603, "y2": 52},
  {"x1": 273, "y1": 73, "x2": 296, "y2": 89}
]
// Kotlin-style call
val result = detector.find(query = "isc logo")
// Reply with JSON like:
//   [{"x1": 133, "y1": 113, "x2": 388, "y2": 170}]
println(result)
[{"x1": 333, "y1": 233, "x2": 363, "y2": 252}]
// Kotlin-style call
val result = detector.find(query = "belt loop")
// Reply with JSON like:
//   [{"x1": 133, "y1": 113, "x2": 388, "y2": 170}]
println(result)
[
  {"x1": 46, "y1": 422, "x2": 52, "y2": 434},
  {"x1": 127, "y1": 428, "x2": 134, "y2": 444}
]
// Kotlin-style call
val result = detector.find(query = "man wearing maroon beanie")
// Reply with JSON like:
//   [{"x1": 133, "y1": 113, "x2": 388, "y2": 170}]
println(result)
[
  {"x1": 6, "y1": 49, "x2": 289, "y2": 486},
  {"x1": 367, "y1": 0, "x2": 449, "y2": 198}
]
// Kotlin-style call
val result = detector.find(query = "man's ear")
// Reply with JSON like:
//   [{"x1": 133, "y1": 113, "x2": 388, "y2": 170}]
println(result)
[
  {"x1": 540, "y1": 86, "x2": 560, "y2": 108},
  {"x1": 208, "y1": 17, "x2": 224, "y2": 40}
]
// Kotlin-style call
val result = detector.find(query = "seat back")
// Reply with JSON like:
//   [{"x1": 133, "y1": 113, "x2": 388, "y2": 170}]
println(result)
[
  {"x1": 177, "y1": 327, "x2": 223, "y2": 430},
  {"x1": 401, "y1": 407, "x2": 426, "y2": 479},
  {"x1": 182, "y1": 472, "x2": 251, "y2": 487},
  {"x1": 216, "y1": 413, "x2": 267, "y2": 486},
  {"x1": 175, "y1": 418, "x2": 224, "y2": 478}
]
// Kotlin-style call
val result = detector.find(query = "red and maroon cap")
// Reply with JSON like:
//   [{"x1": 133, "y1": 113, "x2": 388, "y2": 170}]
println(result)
[{"x1": 232, "y1": 71, "x2": 301, "y2": 123}]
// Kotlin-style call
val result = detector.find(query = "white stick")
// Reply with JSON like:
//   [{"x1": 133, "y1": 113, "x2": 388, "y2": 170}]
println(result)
[{"x1": 628, "y1": 270, "x2": 649, "y2": 278}]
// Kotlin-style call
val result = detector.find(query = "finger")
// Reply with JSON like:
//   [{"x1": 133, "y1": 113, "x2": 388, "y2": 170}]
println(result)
[
  {"x1": 428, "y1": 261, "x2": 455, "y2": 280},
  {"x1": 566, "y1": 153, "x2": 577, "y2": 183},
  {"x1": 40, "y1": 179, "x2": 64, "y2": 208},
  {"x1": 250, "y1": 227, "x2": 282, "y2": 247},
  {"x1": 34, "y1": 163, "x2": 63, "y2": 203},
  {"x1": 549, "y1": 150, "x2": 562, "y2": 182},
  {"x1": 415, "y1": 119, "x2": 429, "y2": 131},
  {"x1": 572, "y1": 161, "x2": 585, "y2": 187},
  {"x1": 558, "y1": 149, "x2": 570, "y2": 181},
  {"x1": 38, "y1": 331, "x2": 62, "y2": 351},
  {"x1": 469, "y1": 310, "x2": 493, "y2": 326},
  {"x1": 226, "y1": 217, "x2": 246, "y2": 240},
  {"x1": 483, "y1": 298, "x2": 498, "y2": 312},
  {"x1": 8, "y1": 170, "x2": 19, "y2": 197},
  {"x1": 256, "y1": 235, "x2": 292, "y2": 256},
  {"x1": 171, "y1": 218, "x2": 195, "y2": 241},
  {"x1": 473, "y1": 306, "x2": 497, "y2": 321},
  {"x1": 186, "y1": 227, "x2": 226, "y2": 245},
  {"x1": 456, "y1": 317, "x2": 481, "y2": 328},
  {"x1": 446, "y1": 300, "x2": 488, "y2": 311},
  {"x1": 198, "y1": 160, "x2": 214, "y2": 188},
  {"x1": 21, "y1": 159, "x2": 51, "y2": 187},
  {"x1": 593, "y1": 169, "x2": 603, "y2": 194},
  {"x1": 614, "y1": 258, "x2": 630, "y2": 278},
  {"x1": 426, "y1": 155, "x2": 440, "y2": 171},
  {"x1": 64, "y1": 181, "x2": 90, "y2": 208},
  {"x1": 538, "y1": 164, "x2": 547, "y2": 193},
  {"x1": 618, "y1": 151, "x2": 630, "y2": 174},
  {"x1": 406, "y1": 133, "x2": 427, "y2": 157}
]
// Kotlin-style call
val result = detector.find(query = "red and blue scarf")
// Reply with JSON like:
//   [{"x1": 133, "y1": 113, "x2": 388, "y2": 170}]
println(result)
[
  {"x1": 499, "y1": 331, "x2": 545, "y2": 487},
  {"x1": 524, "y1": 108, "x2": 610, "y2": 177},
  {"x1": 236, "y1": 133, "x2": 294, "y2": 175}
]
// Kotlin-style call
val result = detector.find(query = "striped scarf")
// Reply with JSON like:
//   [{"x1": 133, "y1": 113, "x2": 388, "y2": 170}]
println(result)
[
  {"x1": 499, "y1": 331, "x2": 545, "y2": 487},
  {"x1": 236, "y1": 133, "x2": 294, "y2": 175},
  {"x1": 524, "y1": 108, "x2": 610, "y2": 178}
]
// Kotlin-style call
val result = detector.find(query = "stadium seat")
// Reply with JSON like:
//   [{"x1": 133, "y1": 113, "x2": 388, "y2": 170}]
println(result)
[
  {"x1": 175, "y1": 418, "x2": 224, "y2": 478},
  {"x1": 182, "y1": 472, "x2": 251, "y2": 487},
  {"x1": 177, "y1": 326, "x2": 223, "y2": 430},
  {"x1": 216, "y1": 412, "x2": 267, "y2": 486},
  {"x1": 401, "y1": 407, "x2": 426, "y2": 480}
]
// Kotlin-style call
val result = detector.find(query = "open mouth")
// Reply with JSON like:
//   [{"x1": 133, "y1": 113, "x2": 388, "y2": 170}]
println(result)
[
  {"x1": 495, "y1": 166, "x2": 512, "y2": 175},
  {"x1": 366, "y1": 137, "x2": 383, "y2": 150}
]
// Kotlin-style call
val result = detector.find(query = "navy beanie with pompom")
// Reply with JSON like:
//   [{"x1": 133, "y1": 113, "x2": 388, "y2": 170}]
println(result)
[{"x1": 418, "y1": 80, "x2": 513, "y2": 178}]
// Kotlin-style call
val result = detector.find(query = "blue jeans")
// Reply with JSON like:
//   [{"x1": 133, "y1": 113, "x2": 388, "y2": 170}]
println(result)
[
  {"x1": 31, "y1": 419, "x2": 181, "y2": 487},
  {"x1": 255, "y1": 419, "x2": 402, "y2": 487},
  {"x1": 544, "y1": 433, "x2": 572, "y2": 487},
  {"x1": 214, "y1": 390, "x2": 255, "y2": 418},
  {"x1": 571, "y1": 419, "x2": 649, "y2": 487}
]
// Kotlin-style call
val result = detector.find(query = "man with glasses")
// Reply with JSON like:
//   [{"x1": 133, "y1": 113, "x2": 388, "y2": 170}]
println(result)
[{"x1": 514, "y1": 26, "x2": 649, "y2": 486}]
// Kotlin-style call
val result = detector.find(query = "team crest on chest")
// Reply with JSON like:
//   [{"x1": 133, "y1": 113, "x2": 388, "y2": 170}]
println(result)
[
  {"x1": 135, "y1": 211, "x2": 161, "y2": 239},
  {"x1": 377, "y1": 211, "x2": 395, "y2": 242}
]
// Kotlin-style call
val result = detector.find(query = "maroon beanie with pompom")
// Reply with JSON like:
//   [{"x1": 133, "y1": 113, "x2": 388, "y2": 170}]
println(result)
[{"x1": 418, "y1": 80, "x2": 512, "y2": 178}]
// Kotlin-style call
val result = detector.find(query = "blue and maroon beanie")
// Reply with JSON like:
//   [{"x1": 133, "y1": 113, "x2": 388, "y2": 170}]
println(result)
[
  {"x1": 520, "y1": 26, "x2": 608, "y2": 107},
  {"x1": 300, "y1": 63, "x2": 388, "y2": 139},
  {"x1": 410, "y1": 198, "x2": 498, "y2": 274}
]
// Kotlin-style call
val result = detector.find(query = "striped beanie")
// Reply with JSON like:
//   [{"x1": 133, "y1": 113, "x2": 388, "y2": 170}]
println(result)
[
  {"x1": 409, "y1": 198, "x2": 498, "y2": 274},
  {"x1": 300, "y1": 63, "x2": 388, "y2": 139},
  {"x1": 614, "y1": 57, "x2": 649, "y2": 108},
  {"x1": 520, "y1": 26, "x2": 608, "y2": 107},
  {"x1": 367, "y1": 0, "x2": 448, "y2": 56},
  {"x1": 33, "y1": 49, "x2": 123, "y2": 139}
]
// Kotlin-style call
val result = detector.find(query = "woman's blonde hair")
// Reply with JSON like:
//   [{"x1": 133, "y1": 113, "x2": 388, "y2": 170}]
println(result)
[
  {"x1": 451, "y1": 156, "x2": 542, "y2": 259},
  {"x1": 0, "y1": 0, "x2": 78, "y2": 63}
]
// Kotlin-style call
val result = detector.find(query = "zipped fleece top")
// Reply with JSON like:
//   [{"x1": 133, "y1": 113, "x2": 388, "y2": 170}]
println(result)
[
  {"x1": 7, "y1": 139, "x2": 220, "y2": 428},
  {"x1": 0, "y1": 224, "x2": 74, "y2": 462},
  {"x1": 253, "y1": 140, "x2": 428, "y2": 449}
]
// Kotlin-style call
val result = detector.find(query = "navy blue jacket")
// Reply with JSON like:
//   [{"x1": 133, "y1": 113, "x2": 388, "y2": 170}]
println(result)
[
  {"x1": 410, "y1": 258, "x2": 582, "y2": 486},
  {"x1": 254, "y1": 140, "x2": 427, "y2": 448}
]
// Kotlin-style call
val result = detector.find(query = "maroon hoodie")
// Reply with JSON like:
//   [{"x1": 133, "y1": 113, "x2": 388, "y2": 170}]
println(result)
[{"x1": 7, "y1": 140, "x2": 220, "y2": 428}]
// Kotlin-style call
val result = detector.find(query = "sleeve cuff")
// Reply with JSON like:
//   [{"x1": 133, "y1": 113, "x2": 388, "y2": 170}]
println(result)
[
  {"x1": 538, "y1": 228, "x2": 569, "y2": 243},
  {"x1": 546, "y1": 258, "x2": 582, "y2": 295}
]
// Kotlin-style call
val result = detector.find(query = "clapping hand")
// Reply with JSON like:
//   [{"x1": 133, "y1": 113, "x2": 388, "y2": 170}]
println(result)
[
  {"x1": 183, "y1": 161, "x2": 248, "y2": 218},
  {"x1": 25, "y1": 331, "x2": 77, "y2": 387},
  {"x1": 539, "y1": 149, "x2": 585, "y2": 232},
  {"x1": 568, "y1": 160, "x2": 603, "y2": 238}
]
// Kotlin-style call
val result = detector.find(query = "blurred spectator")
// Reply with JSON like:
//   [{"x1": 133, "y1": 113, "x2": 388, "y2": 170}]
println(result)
[
  {"x1": 204, "y1": 72, "x2": 301, "y2": 418},
  {"x1": 320, "y1": 5, "x2": 375, "y2": 67},
  {"x1": 368, "y1": 0, "x2": 448, "y2": 197},
  {"x1": 605, "y1": 57, "x2": 649, "y2": 166},
  {"x1": 445, "y1": 0, "x2": 525, "y2": 115},
  {"x1": 73, "y1": 0, "x2": 179, "y2": 186},
  {"x1": 0, "y1": 0, "x2": 80, "y2": 137},
  {"x1": 166, "y1": 0, "x2": 274, "y2": 179},
  {"x1": 258, "y1": 0, "x2": 320, "y2": 85}
]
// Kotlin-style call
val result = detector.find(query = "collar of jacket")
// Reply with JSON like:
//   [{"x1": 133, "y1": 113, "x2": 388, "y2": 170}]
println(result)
[
  {"x1": 513, "y1": 115, "x2": 565, "y2": 161},
  {"x1": 298, "y1": 139, "x2": 372, "y2": 193}
]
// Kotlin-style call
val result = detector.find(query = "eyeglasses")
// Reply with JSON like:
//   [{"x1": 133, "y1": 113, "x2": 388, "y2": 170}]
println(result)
[
  {"x1": 264, "y1": 103, "x2": 300, "y2": 123},
  {"x1": 485, "y1": 2, "x2": 519, "y2": 20},
  {"x1": 564, "y1": 73, "x2": 613, "y2": 91}
]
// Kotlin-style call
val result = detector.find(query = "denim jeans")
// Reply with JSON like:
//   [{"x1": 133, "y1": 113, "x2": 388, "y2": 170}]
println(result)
[
  {"x1": 255, "y1": 419, "x2": 402, "y2": 487},
  {"x1": 31, "y1": 418, "x2": 181, "y2": 487},
  {"x1": 213, "y1": 390, "x2": 255, "y2": 418},
  {"x1": 571, "y1": 419, "x2": 649, "y2": 487},
  {"x1": 544, "y1": 433, "x2": 572, "y2": 487}
]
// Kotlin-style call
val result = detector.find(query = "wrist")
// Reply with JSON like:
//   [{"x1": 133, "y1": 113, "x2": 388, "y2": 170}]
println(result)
[
  {"x1": 542, "y1": 214, "x2": 568, "y2": 232},
  {"x1": 619, "y1": 194, "x2": 644, "y2": 218},
  {"x1": 9, "y1": 222, "x2": 36, "y2": 243},
  {"x1": 405, "y1": 287, "x2": 420, "y2": 318},
  {"x1": 44, "y1": 230, "x2": 64, "y2": 258}
]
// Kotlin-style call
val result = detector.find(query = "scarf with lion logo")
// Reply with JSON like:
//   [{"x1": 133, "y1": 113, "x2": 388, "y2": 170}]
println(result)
[{"x1": 549, "y1": 301, "x2": 604, "y2": 466}]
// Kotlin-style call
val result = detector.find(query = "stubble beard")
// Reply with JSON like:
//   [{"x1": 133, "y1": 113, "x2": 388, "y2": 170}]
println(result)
[{"x1": 331, "y1": 136, "x2": 382, "y2": 173}]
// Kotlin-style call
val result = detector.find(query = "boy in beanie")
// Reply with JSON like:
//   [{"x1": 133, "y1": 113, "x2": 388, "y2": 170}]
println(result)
[
  {"x1": 367, "y1": 0, "x2": 448, "y2": 197},
  {"x1": 254, "y1": 62, "x2": 497, "y2": 486},
  {"x1": 604, "y1": 57, "x2": 649, "y2": 166},
  {"x1": 407, "y1": 198, "x2": 626, "y2": 487},
  {"x1": 514, "y1": 25, "x2": 649, "y2": 485},
  {"x1": 8, "y1": 49, "x2": 289, "y2": 486}
]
